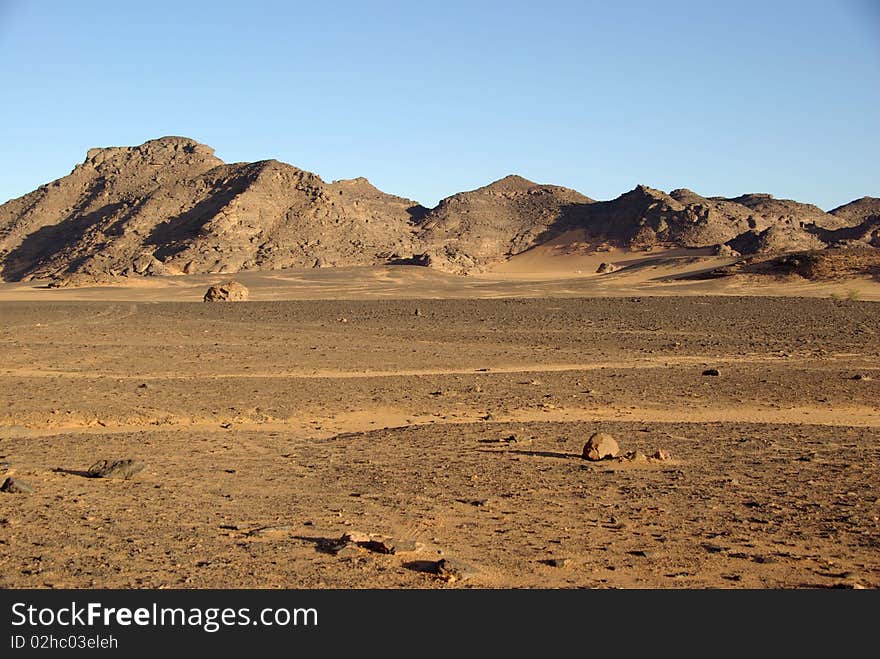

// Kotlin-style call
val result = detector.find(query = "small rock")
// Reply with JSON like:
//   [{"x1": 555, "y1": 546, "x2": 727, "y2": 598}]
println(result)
[
  {"x1": 359, "y1": 538, "x2": 397, "y2": 554},
  {"x1": 334, "y1": 546, "x2": 362, "y2": 559},
  {"x1": 389, "y1": 538, "x2": 420, "y2": 553},
  {"x1": 203, "y1": 281, "x2": 249, "y2": 302},
  {"x1": 341, "y1": 531, "x2": 373, "y2": 544},
  {"x1": 414, "y1": 308, "x2": 423, "y2": 317},
  {"x1": 714, "y1": 244, "x2": 741, "y2": 257},
  {"x1": 851, "y1": 374, "x2": 870, "y2": 381},
  {"x1": 0, "y1": 461, "x2": 11, "y2": 471},
  {"x1": 622, "y1": 451, "x2": 648, "y2": 464},
  {"x1": 457, "y1": 498, "x2": 489, "y2": 507},
  {"x1": 752, "y1": 555, "x2": 777, "y2": 564},
  {"x1": 596, "y1": 262, "x2": 620, "y2": 274},
  {"x1": 702, "y1": 368, "x2": 720, "y2": 376},
  {"x1": 582, "y1": 432, "x2": 620, "y2": 461},
  {"x1": 340, "y1": 531, "x2": 413, "y2": 554},
  {"x1": 87, "y1": 459, "x2": 145, "y2": 480},
  {"x1": 433, "y1": 558, "x2": 479, "y2": 582},
  {"x1": 540, "y1": 558, "x2": 570, "y2": 568},
  {"x1": 652, "y1": 449, "x2": 670, "y2": 461},
  {"x1": 0, "y1": 477, "x2": 33, "y2": 494},
  {"x1": 318, "y1": 538, "x2": 350, "y2": 554}
]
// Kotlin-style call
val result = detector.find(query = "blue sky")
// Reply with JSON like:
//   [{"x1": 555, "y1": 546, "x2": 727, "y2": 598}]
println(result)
[{"x1": 1, "y1": 0, "x2": 878, "y2": 209}]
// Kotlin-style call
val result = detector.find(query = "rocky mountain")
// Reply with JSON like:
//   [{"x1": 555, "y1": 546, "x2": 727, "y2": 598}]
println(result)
[
  {"x1": 0, "y1": 136, "x2": 876, "y2": 283},
  {"x1": 0, "y1": 137, "x2": 425, "y2": 283}
]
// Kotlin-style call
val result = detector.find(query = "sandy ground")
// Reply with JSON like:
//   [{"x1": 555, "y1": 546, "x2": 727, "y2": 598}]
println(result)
[{"x1": 0, "y1": 262, "x2": 878, "y2": 589}]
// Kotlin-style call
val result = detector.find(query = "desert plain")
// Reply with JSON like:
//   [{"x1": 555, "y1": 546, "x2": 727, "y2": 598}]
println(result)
[{"x1": 0, "y1": 262, "x2": 878, "y2": 589}]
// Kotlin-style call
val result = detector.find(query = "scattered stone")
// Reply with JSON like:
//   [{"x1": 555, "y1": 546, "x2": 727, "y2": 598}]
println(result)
[
  {"x1": 652, "y1": 449, "x2": 670, "y2": 461},
  {"x1": 702, "y1": 368, "x2": 720, "y2": 376},
  {"x1": 596, "y1": 262, "x2": 620, "y2": 274},
  {"x1": 0, "y1": 461, "x2": 11, "y2": 471},
  {"x1": 87, "y1": 459, "x2": 145, "y2": 480},
  {"x1": 851, "y1": 373, "x2": 871, "y2": 381},
  {"x1": 540, "y1": 558, "x2": 570, "y2": 568},
  {"x1": 203, "y1": 280, "x2": 249, "y2": 302},
  {"x1": 414, "y1": 308, "x2": 423, "y2": 317},
  {"x1": 582, "y1": 432, "x2": 620, "y2": 461},
  {"x1": 0, "y1": 477, "x2": 33, "y2": 494},
  {"x1": 628, "y1": 550, "x2": 650, "y2": 558}
]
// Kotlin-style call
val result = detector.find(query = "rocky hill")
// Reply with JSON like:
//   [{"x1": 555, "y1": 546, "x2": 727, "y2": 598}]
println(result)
[
  {"x1": 415, "y1": 175, "x2": 594, "y2": 273},
  {"x1": 0, "y1": 137, "x2": 425, "y2": 283},
  {"x1": 0, "y1": 137, "x2": 876, "y2": 282}
]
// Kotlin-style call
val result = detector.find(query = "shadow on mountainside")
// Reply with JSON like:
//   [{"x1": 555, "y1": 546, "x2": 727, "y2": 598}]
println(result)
[
  {"x1": 146, "y1": 177, "x2": 257, "y2": 262},
  {"x1": 514, "y1": 200, "x2": 627, "y2": 256},
  {"x1": 1, "y1": 199, "x2": 126, "y2": 281}
]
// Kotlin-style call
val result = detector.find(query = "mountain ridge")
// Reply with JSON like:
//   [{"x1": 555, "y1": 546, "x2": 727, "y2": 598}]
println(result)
[{"x1": 1, "y1": 136, "x2": 876, "y2": 283}]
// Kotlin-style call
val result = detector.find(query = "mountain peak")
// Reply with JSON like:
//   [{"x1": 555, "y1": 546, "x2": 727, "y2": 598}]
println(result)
[
  {"x1": 482, "y1": 174, "x2": 539, "y2": 192},
  {"x1": 83, "y1": 136, "x2": 218, "y2": 167}
]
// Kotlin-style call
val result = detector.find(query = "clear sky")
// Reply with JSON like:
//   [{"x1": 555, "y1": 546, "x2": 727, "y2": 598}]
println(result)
[{"x1": 1, "y1": 0, "x2": 878, "y2": 209}]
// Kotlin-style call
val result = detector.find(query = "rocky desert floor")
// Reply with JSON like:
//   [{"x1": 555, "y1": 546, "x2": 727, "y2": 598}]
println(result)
[{"x1": 0, "y1": 271, "x2": 878, "y2": 589}]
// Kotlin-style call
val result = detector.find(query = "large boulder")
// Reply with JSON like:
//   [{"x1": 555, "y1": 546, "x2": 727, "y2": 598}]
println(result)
[
  {"x1": 582, "y1": 432, "x2": 620, "y2": 461},
  {"x1": 203, "y1": 281, "x2": 249, "y2": 302}
]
